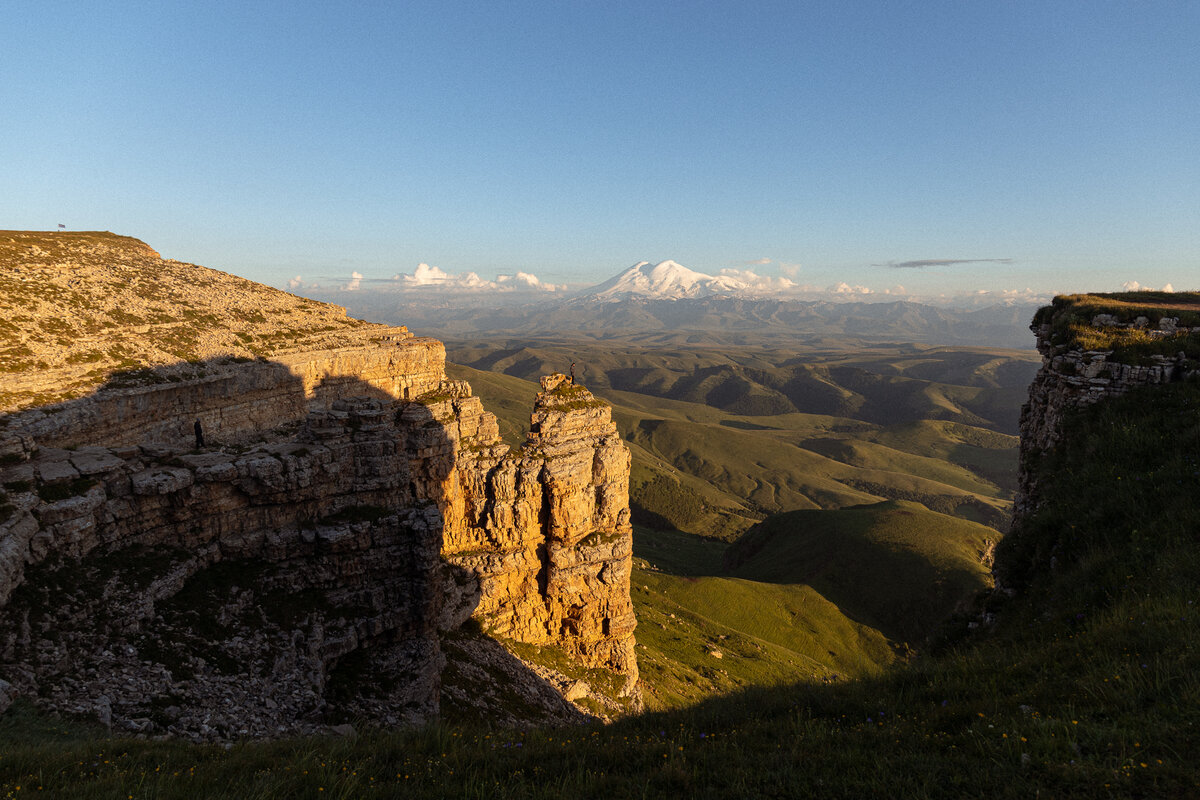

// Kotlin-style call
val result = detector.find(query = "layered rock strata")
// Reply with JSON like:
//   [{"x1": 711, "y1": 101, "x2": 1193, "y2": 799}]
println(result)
[
  {"x1": 439, "y1": 375, "x2": 637, "y2": 689},
  {"x1": 0, "y1": 397, "x2": 445, "y2": 738},
  {"x1": 1015, "y1": 314, "x2": 1198, "y2": 519},
  {"x1": 0, "y1": 230, "x2": 637, "y2": 735},
  {"x1": 0, "y1": 366, "x2": 637, "y2": 737},
  {"x1": 0, "y1": 332, "x2": 442, "y2": 452}
]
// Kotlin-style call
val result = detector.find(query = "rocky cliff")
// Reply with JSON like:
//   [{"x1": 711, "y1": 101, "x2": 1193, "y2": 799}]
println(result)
[
  {"x1": 0, "y1": 232, "x2": 637, "y2": 738},
  {"x1": 1014, "y1": 293, "x2": 1200, "y2": 520}
]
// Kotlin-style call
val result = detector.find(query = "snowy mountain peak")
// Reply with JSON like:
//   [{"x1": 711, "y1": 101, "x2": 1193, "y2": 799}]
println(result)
[{"x1": 583, "y1": 260, "x2": 777, "y2": 300}]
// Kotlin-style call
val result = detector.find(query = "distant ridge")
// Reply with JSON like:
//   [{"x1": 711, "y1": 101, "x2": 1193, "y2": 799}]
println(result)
[{"x1": 293, "y1": 257, "x2": 1043, "y2": 348}]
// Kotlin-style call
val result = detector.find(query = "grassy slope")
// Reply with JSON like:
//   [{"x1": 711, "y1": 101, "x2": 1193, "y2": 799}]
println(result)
[
  {"x1": 3, "y1": 379, "x2": 1196, "y2": 798},
  {"x1": 629, "y1": 503, "x2": 995, "y2": 711},
  {"x1": 632, "y1": 522, "x2": 890, "y2": 711},
  {"x1": 726, "y1": 501, "x2": 994, "y2": 644},
  {"x1": 447, "y1": 338, "x2": 1038, "y2": 432}
]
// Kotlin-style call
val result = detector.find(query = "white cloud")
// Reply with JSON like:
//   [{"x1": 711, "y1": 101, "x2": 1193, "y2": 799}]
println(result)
[
  {"x1": 287, "y1": 275, "x2": 304, "y2": 289},
  {"x1": 1121, "y1": 280, "x2": 1176, "y2": 293},
  {"x1": 394, "y1": 263, "x2": 486, "y2": 288},
  {"x1": 729, "y1": 257, "x2": 803, "y2": 279},
  {"x1": 342, "y1": 271, "x2": 364, "y2": 291},
  {"x1": 391, "y1": 263, "x2": 564, "y2": 293},
  {"x1": 777, "y1": 261, "x2": 802, "y2": 278},
  {"x1": 984, "y1": 287, "x2": 1046, "y2": 304},
  {"x1": 915, "y1": 287, "x2": 1051, "y2": 308},
  {"x1": 715, "y1": 268, "x2": 797, "y2": 293},
  {"x1": 493, "y1": 271, "x2": 568, "y2": 291},
  {"x1": 829, "y1": 281, "x2": 873, "y2": 295}
]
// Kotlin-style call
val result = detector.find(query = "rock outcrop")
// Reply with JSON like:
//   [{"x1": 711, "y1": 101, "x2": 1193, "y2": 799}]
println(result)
[
  {"x1": 0, "y1": 398, "x2": 446, "y2": 737},
  {"x1": 1014, "y1": 300, "x2": 1200, "y2": 520},
  {"x1": 441, "y1": 374, "x2": 637, "y2": 687},
  {"x1": 1, "y1": 333, "x2": 443, "y2": 453},
  {"x1": 0, "y1": 233, "x2": 637, "y2": 738}
]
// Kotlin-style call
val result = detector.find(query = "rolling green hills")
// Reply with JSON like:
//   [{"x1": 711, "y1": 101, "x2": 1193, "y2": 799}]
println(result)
[
  {"x1": 725, "y1": 501, "x2": 995, "y2": 644},
  {"x1": 631, "y1": 499, "x2": 995, "y2": 710},
  {"x1": 320, "y1": 284, "x2": 1041, "y2": 349},
  {"x1": 447, "y1": 337, "x2": 1035, "y2": 538},
  {"x1": 448, "y1": 336, "x2": 1036, "y2": 434}
]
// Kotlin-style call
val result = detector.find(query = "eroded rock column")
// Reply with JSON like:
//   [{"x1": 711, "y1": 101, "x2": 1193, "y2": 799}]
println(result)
[{"x1": 438, "y1": 374, "x2": 638, "y2": 691}]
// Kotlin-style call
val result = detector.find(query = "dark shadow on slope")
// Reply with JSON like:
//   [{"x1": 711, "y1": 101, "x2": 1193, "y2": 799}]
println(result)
[{"x1": 721, "y1": 501, "x2": 993, "y2": 645}]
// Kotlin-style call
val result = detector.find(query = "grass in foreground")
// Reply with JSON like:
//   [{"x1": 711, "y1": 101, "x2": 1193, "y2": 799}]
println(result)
[{"x1": 3, "y1": 382, "x2": 1198, "y2": 798}]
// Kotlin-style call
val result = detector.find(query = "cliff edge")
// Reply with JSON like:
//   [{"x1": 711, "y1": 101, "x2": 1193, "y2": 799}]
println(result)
[
  {"x1": 0, "y1": 232, "x2": 637, "y2": 738},
  {"x1": 1014, "y1": 291, "x2": 1200, "y2": 522}
]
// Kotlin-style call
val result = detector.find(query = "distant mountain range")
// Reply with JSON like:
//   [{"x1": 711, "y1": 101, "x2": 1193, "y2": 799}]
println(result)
[{"x1": 297, "y1": 260, "x2": 1043, "y2": 349}]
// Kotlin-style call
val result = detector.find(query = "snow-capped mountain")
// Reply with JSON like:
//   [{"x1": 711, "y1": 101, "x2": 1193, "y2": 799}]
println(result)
[{"x1": 581, "y1": 260, "x2": 791, "y2": 300}]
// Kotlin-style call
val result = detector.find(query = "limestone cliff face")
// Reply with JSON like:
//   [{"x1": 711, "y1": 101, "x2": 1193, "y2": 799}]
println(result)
[
  {"x1": 1015, "y1": 311, "x2": 1198, "y2": 521},
  {"x1": 0, "y1": 237, "x2": 637, "y2": 737},
  {"x1": 0, "y1": 362, "x2": 637, "y2": 736},
  {"x1": 0, "y1": 398, "x2": 446, "y2": 737},
  {"x1": 1, "y1": 331, "x2": 443, "y2": 452},
  {"x1": 438, "y1": 375, "x2": 637, "y2": 687}
]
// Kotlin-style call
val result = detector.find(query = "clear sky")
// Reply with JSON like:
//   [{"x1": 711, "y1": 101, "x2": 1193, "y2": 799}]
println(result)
[{"x1": 3, "y1": 1, "x2": 1197, "y2": 300}]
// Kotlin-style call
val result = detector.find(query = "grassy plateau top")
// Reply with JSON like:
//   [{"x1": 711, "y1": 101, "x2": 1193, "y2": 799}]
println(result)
[
  {"x1": 1032, "y1": 290, "x2": 1200, "y2": 365},
  {"x1": 0, "y1": 231, "x2": 388, "y2": 412}
]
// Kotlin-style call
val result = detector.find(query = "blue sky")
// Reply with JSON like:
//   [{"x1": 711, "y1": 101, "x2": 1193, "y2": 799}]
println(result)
[{"x1": 3, "y1": 1, "x2": 1197, "y2": 299}]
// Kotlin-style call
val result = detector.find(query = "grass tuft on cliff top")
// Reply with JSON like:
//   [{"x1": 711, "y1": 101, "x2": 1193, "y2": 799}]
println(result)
[
  {"x1": 1033, "y1": 291, "x2": 1200, "y2": 364},
  {"x1": 0, "y1": 230, "x2": 379, "y2": 412}
]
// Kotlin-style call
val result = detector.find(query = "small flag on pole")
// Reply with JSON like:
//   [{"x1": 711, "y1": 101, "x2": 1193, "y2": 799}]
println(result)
[{"x1": 57, "y1": 223, "x2": 66, "y2": 229}]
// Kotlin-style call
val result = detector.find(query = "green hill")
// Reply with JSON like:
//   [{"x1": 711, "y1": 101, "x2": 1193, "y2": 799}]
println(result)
[
  {"x1": 445, "y1": 352, "x2": 1016, "y2": 710},
  {"x1": 448, "y1": 337, "x2": 1038, "y2": 434},
  {"x1": 631, "y1": 501, "x2": 994, "y2": 710},
  {"x1": 4, "y1": 378, "x2": 1197, "y2": 797},
  {"x1": 726, "y1": 501, "x2": 994, "y2": 644}
]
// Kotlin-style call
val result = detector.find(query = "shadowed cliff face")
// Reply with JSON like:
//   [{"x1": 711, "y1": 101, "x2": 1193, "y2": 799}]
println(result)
[
  {"x1": 0, "y1": 357, "x2": 638, "y2": 738},
  {"x1": 1014, "y1": 308, "x2": 1199, "y2": 522},
  {"x1": 0, "y1": 370, "x2": 450, "y2": 739}
]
